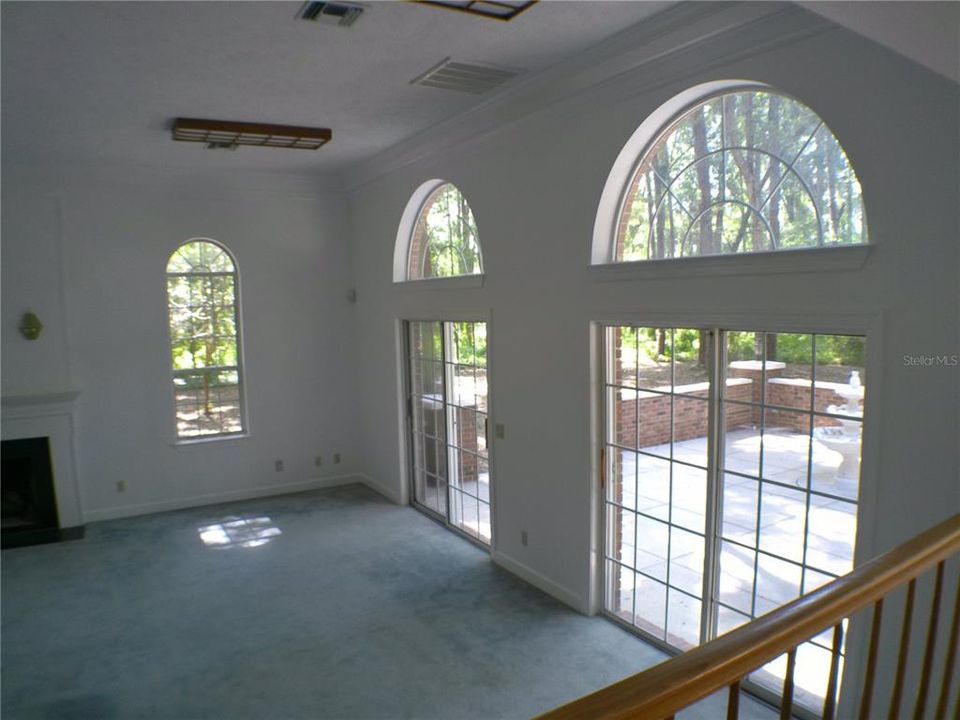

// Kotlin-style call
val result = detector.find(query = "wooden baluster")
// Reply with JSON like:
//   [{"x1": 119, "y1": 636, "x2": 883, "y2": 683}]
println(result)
[
  {"x1": 890, "y1": 579, "x2": 917, "y2": 719},
  {"x1": 934, "y1": 570, "x2": 960, "y2": 720},
  {"x1": 915, "y1": 562, "x2": 945, "y2": 719},
  {"x1": 780, "y1": 648, "x2": 797, "y2": 720},
  {"x1": 860, "y1": 598, "x2": 884, "y2": 720},
  {"x1": 823, "y1": 622, "x2": 844, "y2": 720},
  {"x1": 727, "y1": 679, "x2": 740, "y2": 720}
]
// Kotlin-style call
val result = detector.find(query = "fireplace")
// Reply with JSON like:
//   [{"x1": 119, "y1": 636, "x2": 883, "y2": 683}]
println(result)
[
  {"x1": 2, "y1": 437, "x2": 83, "y2": 548},
  {"x1": 3, "y1": 436, "x2": 58, "y2": 528},
  {"x1": 2, "y1": 393, "x2": 85, "y2": 549}
]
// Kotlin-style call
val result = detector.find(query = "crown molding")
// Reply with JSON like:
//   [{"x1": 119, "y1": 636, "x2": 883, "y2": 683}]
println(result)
[
  {"x1": 340, "y1": 2, "x2": 830, "y2": 192},
  {"x1": 1, "y1": 160, "x2": 345, "y2": 199}
]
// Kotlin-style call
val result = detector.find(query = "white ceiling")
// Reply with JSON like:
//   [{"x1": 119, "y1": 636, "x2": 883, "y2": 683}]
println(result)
[
  {"x1": 0, "y1": 0, "x2": 672, "y2": 175},
  {"x1": 3, "y1": 1, "x2": 955, "y2": 179}
]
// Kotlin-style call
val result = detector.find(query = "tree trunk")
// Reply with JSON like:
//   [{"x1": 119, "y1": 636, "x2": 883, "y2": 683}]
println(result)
[
  {"x1": 766, "y1": 333, "x2": 778, "y2": 363},
  {"x1": 653, "y1": 154, "x2": 669, "y2": 259},
  {"x1": 692, "y1": 109, "x2": 714, "y2": 255},
  {"x1": 645, "y1": 171, "x2": 656, "y2": 258},
  {"x1": 827, "y1": 139, "x2": 840, "y2": 240},
  {"x1": 767, "y1": 95, "x2": 782, "y2": 248}
]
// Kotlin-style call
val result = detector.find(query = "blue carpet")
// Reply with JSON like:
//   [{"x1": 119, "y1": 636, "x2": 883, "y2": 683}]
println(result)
[{"x1": 2, "y1": 484, "x2": 775, "y2": 719}]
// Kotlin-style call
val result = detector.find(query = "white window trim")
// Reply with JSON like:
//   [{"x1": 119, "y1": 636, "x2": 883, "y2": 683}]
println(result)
[
  {"x1": 393, "y1": 178, "x2": 486, "y2": 284},
  {"x1": 394, "y1": 274, "x2": 486, "y2": 290},
  {"x1": 172, "y1": 432, "x2": 251, "y2": 448},
  {"x1": 589, "y1": 244, "x2": 873, "y2": 282}
]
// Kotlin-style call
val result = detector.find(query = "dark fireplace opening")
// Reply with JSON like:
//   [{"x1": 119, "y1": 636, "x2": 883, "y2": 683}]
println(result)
[{"x1": 2, "y1": 437, "x2": 81, "y2": 549}]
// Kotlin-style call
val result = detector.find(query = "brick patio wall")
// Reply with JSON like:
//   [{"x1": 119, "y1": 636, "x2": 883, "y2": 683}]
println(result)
[
  {"x1": 616, "y1": 379, "x2": 754, "y2": 448},
  {"x1": 456, "y1": 405, "x2": 478, "y2": 477},
  {"x1": 766, "y1": 379, "x2": 853, "y2": 430},
  {"x1": 616, "y1": 374, "x2": 856, "y2": 448},
  {"x1": 414, "y1": 398, "x2": 479, "y2": 477}
]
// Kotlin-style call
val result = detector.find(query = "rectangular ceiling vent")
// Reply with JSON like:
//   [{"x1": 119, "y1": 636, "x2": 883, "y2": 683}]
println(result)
[
  {"x1": 411, "y1": 58, "x2": 523, "y2": 95},
  {"x1": 298, "y1": 1, "x2": 365, "y2": 27}
]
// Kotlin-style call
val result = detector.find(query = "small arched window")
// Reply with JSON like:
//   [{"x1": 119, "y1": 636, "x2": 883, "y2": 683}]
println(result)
[
  {"x1": 598, "y1": 84, "x2": 867, "y2": 263},
  {"x1": 396, "y1": 180, "x2": 483, "y2": 281},
  {"x1": 166, "y1": 239, "x2": 246, "y2": 439}
]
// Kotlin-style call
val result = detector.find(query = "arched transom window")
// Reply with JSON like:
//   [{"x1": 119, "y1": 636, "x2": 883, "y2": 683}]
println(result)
[
  {"x1": 614, "y1": 88, "x2": 867, "y2": 261},
  {"x1": 166, "y1": 239, "x2": 245, "y2": 439},
  {"x1": 406, "y1": 182, "x2": 482, "y2": 280}
]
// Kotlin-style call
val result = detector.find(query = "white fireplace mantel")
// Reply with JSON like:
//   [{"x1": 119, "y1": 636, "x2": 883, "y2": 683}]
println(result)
[{"x1": 2, "y1": 391, "x2": 84, "y2": 528}]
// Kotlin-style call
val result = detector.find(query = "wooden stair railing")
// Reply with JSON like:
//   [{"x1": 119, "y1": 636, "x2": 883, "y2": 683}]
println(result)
[{"x1": 537, "y1": 514, "x2": 960, "y2": 720}]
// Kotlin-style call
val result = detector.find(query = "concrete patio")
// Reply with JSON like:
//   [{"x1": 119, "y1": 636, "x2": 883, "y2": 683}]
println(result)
[{"x1": 610, "y1": 425, "x2": 860, "y2": 706}]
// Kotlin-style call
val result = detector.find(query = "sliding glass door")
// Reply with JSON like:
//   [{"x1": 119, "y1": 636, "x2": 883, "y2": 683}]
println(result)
[
  {"x1": 603, "y1": 325, "x2": 864, "y2": 710},
  {"x1": 408, "y1": 321, "x2": 491, "y2": 545}
]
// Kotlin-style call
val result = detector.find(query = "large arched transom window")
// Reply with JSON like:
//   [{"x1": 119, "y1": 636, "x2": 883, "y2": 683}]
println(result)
[
  {"x1": 166, "y1": 239, "x2": 246, "y2": 439},
  {"x1": 599, "y1": 83, "x2": 867, "y2": 263},
  {"x1": 395, "y1": 180, "x2": 482, "y2": 281}
]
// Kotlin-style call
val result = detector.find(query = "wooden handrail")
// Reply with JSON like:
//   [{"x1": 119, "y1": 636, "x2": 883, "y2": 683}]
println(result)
[{"x1": 537, "y1": 513, "x2": 960, "y2": 720}]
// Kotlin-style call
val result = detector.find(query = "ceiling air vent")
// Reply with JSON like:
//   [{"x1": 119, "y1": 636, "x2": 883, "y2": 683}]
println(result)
[
  {"x1": 411, "y1": 58, "x2": 523, "y2": 95},
  {"x1": 298, "y1": 1, "x2": 365, "y2": 27}
]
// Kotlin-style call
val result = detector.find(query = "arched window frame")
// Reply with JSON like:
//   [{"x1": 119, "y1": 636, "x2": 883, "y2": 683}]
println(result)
[
  {"x1": 591, "y1": 80, "x2": 873, "y2": 278},
  {"x1": 165, "y1": 237, "x2": 248, "y2": 442},
  {"x1": 393, "y1": 179, "x2": 485, "y2": 287}
]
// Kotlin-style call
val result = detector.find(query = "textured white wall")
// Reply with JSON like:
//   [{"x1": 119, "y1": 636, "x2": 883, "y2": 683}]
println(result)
[{"x1": 1, "y1": 166, "x2": 363, "y2": 519}]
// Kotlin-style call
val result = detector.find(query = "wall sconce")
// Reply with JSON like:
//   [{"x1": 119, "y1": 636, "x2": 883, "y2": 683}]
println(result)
[{"x1": 19, "y1": 312, "x2": 43, "y2": 340}]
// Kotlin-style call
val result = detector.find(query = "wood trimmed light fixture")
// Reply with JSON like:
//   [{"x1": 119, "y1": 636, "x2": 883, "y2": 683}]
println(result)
[
  {"x1": 172, "y1": 118, "x2": 332, "y2": 150},
  {"x1": 413, "y1": 0, "x2": 536, "y2": 22}
]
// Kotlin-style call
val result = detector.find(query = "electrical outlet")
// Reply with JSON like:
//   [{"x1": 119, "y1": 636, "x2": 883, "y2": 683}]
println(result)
[
  {"x1": 116, "y1": 480, "x2": 126, "y2": 493},
  {"x1": 315, "y1": 455, "x2": 323, "y2": 467},
  {"x1": 333, "y1": 453, "x2": 341, "y2": 464},
  {"x1": 521, "y1": 530, "x2": 528, "y2": 546},
  {"x1": 275, "y1": 459, "x2": 284, "y2": 472},
  {"x1": 495, "y1": 423, "x2": 505, "y2": 439}
]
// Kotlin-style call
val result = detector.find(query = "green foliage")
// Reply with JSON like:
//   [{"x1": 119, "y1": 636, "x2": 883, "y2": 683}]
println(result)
[
  {"x1": 452, "y1": 321, "x2": 487, "y2": 365},
  {"x1": 423, "y1": 185, "x2": 481, "y2": 278},
  {"x1": 726, "y1": 331, "x2": 756, "y2": 361},
  {"x1": 623, "y1": 327, "x2": 701, "y2": 362},
  {"x1": 816, "y1": 335, "x2": 865, "y2": 366},
  {"x1": 620, "y1": 327, "x2": 863, "y2": 367},
  {"x1": 166, "y1": 240, "x2": 240, "y2": 404},
  {"x1": 167, "y1": 240, "x2": 234, "y2": 273}
]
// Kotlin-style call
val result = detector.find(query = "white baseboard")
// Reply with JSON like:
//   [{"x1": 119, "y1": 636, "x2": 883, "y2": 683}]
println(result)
[
  {"x1": 492, "y1": 550, "x2": 588, "y2": 614},
  {"x1": 83, "y1": 474, "x2": 365, "y2": 522},
  {"x1": 357, "y1": 473, "x2": 403, "y2": 504}
]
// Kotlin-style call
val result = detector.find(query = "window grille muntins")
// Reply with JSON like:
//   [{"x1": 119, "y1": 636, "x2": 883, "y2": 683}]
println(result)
[
  {"x1": 614, "y1": 89, "x2": 867, "y2": 262},
  {"x1": 407, "y1": 182, "x2": 482, "y2": 280},
  {"x1": 166, "y1": 239, "x2": 246, "y2": 439},
  {"x1": 603, "y1": 325, "x2": 866, "y2": 711}
]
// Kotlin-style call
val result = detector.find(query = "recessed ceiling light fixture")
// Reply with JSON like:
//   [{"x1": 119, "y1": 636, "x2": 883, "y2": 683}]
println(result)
[
  {"x1": 413, "y1": 0, "x2": 536, "y2": 21},
  {"x1": 411, "y1": 58, "x2": 524, "y2": 94},
  {"x1": 172, "y1": 118, "x2": 332, "y2": 151}
]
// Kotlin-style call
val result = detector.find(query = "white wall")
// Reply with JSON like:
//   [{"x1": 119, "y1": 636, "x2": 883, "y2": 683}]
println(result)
[
  {"x1": 2, "y1": 164, "x2": 364, "y2": 519},
  {"x1": 346, "y1": 7, "x2": 959, "y2": 619}
]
